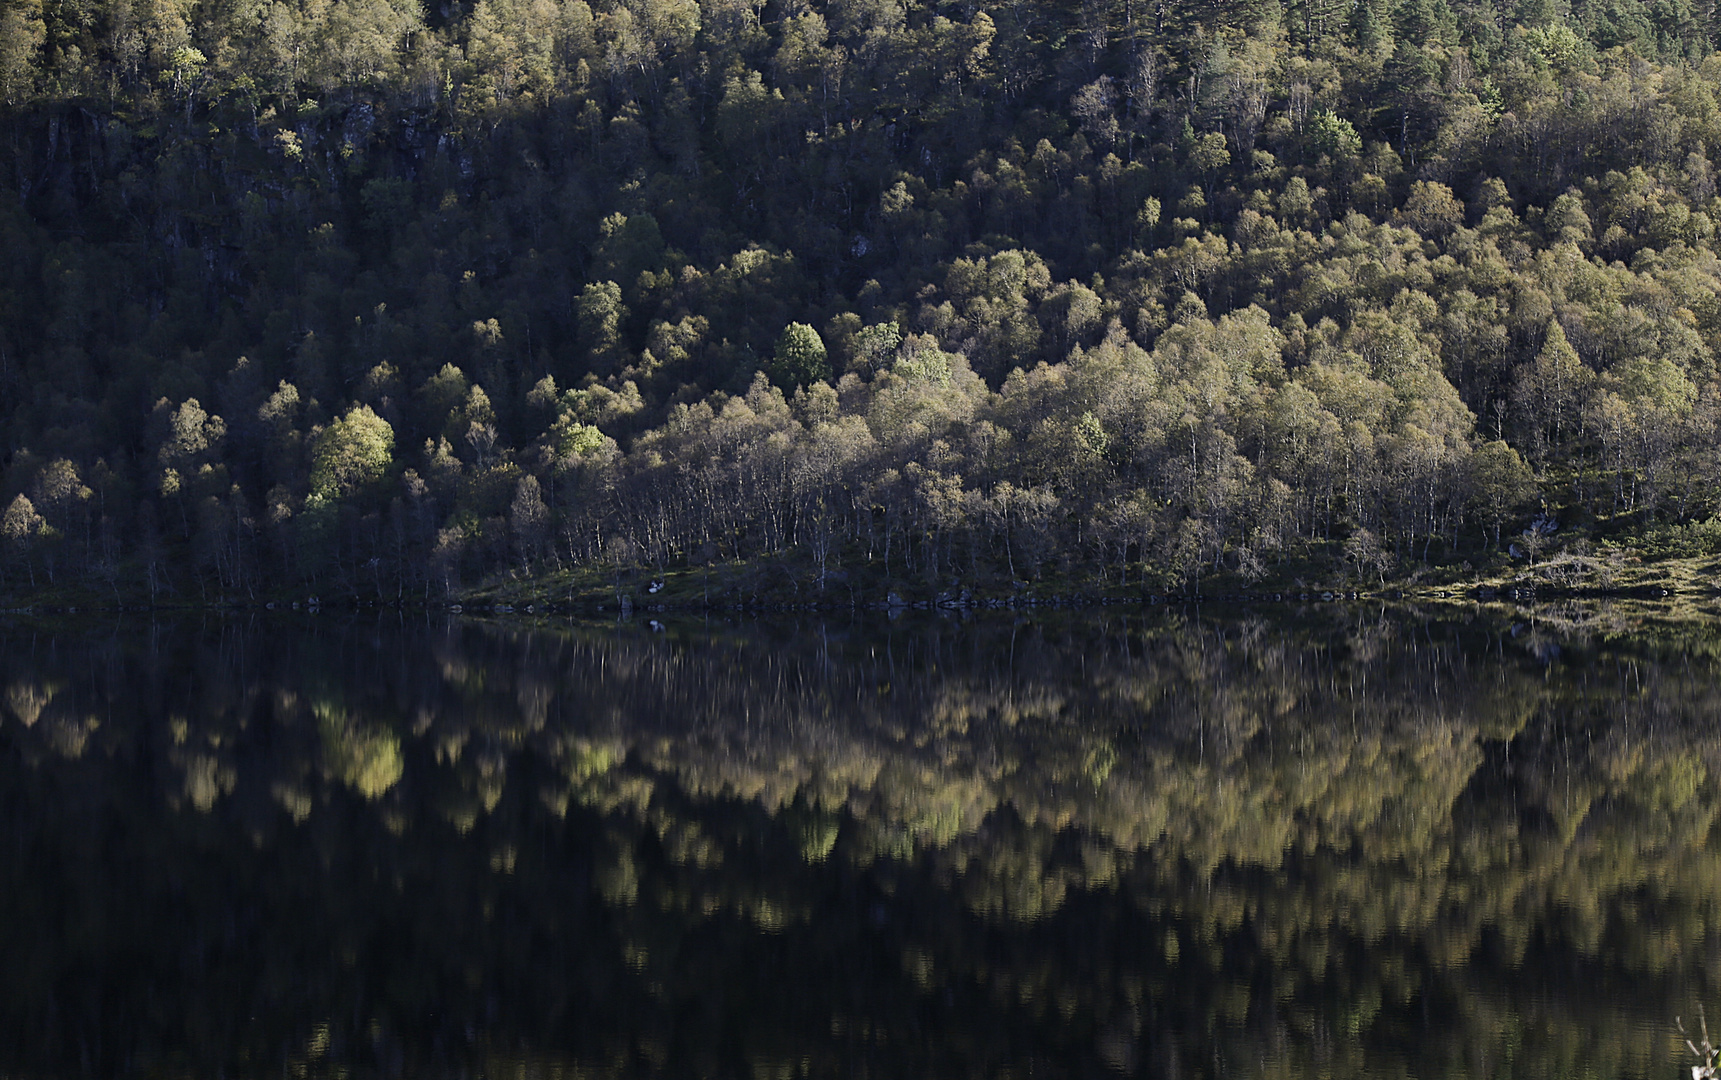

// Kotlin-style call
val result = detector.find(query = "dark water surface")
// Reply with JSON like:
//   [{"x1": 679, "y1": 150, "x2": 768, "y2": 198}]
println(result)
[{"x1": 0, "y1": 608, "x2": 1717, "y2": 1078}]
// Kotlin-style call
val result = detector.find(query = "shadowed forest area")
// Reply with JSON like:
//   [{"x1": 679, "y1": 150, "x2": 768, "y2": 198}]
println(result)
[
  {"x1": 0, "y1": 609, "x2": 1717, "y2": 1076},
  {"x1": 7, "y1": 0, "x2": 1721, "y2": 601}
]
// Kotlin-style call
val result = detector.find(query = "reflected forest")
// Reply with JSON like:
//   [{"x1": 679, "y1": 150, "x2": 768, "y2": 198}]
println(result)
[{"x1": 1, "y1": 609, "x2": 1718, "y2": 1077}]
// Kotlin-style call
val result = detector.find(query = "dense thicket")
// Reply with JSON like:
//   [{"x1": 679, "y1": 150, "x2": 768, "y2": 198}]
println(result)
[{"x1": 4, "y1": 0, "x2": 1721, "y2": 598}]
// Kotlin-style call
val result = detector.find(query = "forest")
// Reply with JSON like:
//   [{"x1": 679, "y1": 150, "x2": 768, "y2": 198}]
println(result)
[{"x1": 4, "y1": 0, "x2": 1721, "y2": 601}]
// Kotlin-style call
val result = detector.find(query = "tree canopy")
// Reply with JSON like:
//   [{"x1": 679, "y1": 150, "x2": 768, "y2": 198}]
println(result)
[{"x1": 5, "y1": 0, "x2": 1721, "y2": 598}]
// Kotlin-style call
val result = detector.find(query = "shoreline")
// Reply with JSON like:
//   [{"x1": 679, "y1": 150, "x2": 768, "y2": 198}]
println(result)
[{"x1": 3, "y1": 564, "x2": 1716, "y2": 618}]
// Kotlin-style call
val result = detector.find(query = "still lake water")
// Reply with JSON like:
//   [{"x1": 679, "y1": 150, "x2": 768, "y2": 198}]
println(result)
[{"x1": 0, "y1": 607, "x2": 1716, "y2": 1078}]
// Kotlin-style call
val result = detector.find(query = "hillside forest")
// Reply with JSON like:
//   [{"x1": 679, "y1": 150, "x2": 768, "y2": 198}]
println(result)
[{"x1": 5, "y1": 0, "x2": 1721, "y2": 601}]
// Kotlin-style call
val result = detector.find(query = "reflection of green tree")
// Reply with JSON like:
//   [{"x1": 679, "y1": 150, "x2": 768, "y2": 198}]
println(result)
[
  {"x1": 314, "y1": 700, "x2": 403, "y2": 799},
  {"x1": 1, "y1": 613, "x2": 1721, "y2": 1079}
]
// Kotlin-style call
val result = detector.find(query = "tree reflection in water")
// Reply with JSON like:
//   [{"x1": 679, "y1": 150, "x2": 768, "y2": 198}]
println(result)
[{"x1": 0, "y1": 608, "x2": 1715, "y2": 1078}]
